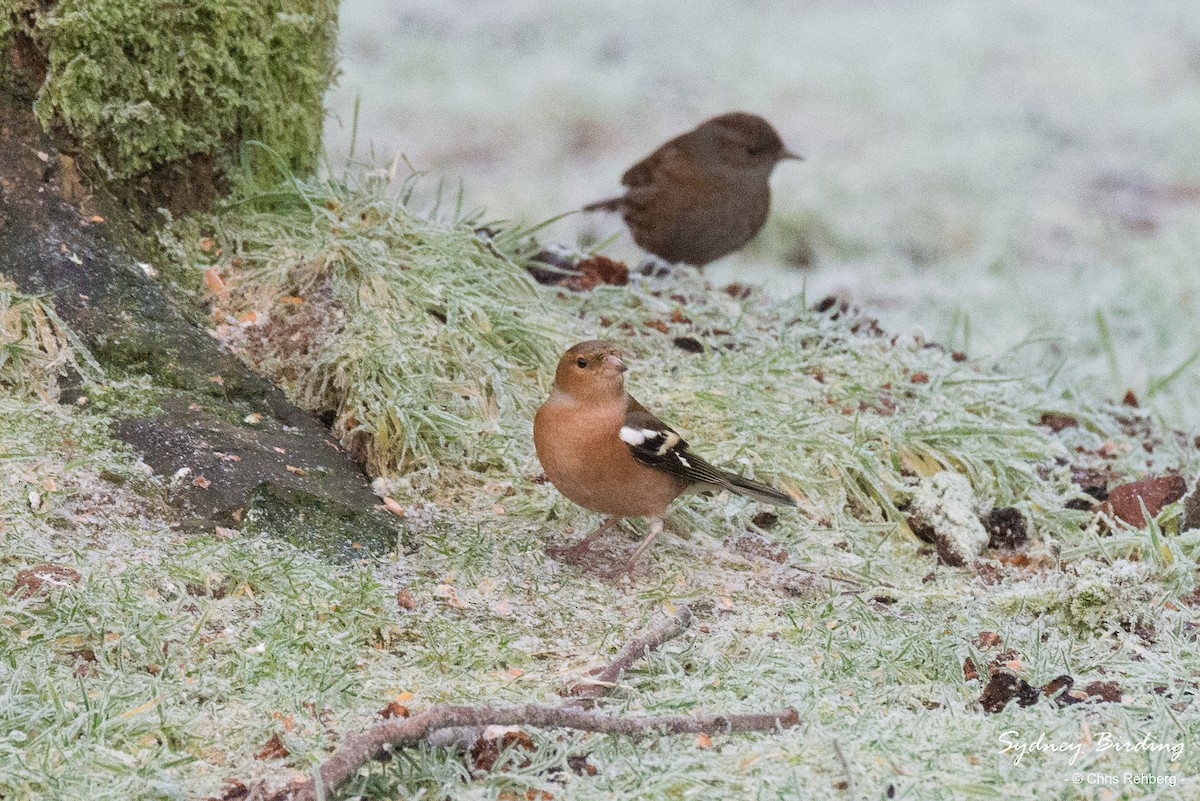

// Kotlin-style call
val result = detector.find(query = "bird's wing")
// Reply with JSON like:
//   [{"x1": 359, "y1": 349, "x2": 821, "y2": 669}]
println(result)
[
  {"x1": 620, "y1": 132, "x2": 697, "y2": 188},
  {"x1": 620, "y1": 398, "x2": 795, "y2": 507},
  {"x1": 583, "y1": 142, "x2": 681, "y2": 212},
  {"x1": 620, "y1": 144, "x2": 669, "y2": 188}
]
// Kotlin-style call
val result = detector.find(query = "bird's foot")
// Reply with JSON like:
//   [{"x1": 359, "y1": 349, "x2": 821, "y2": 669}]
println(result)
[
  {"x1": 548, "y1": 542, "x2": 639, "y2": 580},
  {"x1": 547, "y1": 517, "x2": 622, "y2": 567},
  {"x1": 547, "y1": 540, "x2": 598, "y2": 566},
  {"x1": 595, "y1": 558, "x2": 640, "y2": 581},
  {"x1": 637, "y1": 256, "x2": 674, "y2": 279}
]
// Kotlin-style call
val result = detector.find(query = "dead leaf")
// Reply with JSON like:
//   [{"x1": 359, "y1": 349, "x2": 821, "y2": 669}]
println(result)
[
  {"x1": 978, "y1": 672, "x2": 1042, "y2": 713},
  {"x1": 978, "y1": 671, "x2": 1078, "y2": 713},
  {"x1": 69, "y1": 648, "x2": 97, "y2": 677},
  {"x1": 974, "y1": 631, "x2": 1003, "y2": 648},
  {"x1": 120, "y1": 695, "x2": 162, "y2": 718},
  {"x1": 1083, "y1": 680, "x2": 1122, "y2": 703},
  {"x1": 435, "y1": 584, "x2": 468, "y2": 609},
  {"x1": 567, "y1": 755, "x2": 597, "y2": 776},
  {"x1": 645, "y1": 319, "x2": 670, "y2": 334},
  {"x1": 898, "y1": 447, "x2": 942, "y2": 477},
  {"x1": 203, "y1": 269, "x2": 226, "y2": 293},
  {"x1": 254, "y1": 733, "x2": 290, "y2": 760},
  {"x1": 206, "y1": 779, "x2": 249, "y2": 801},
  {"x1": 1102, "y1": 476, "x2": 1187, "y2": 526},
  {"x1": 378, "y1": 701, "x2": 409, "y2": 719},
  {"x1": 1038, "y1": 412, "x2": 1078, "y2": 432},
  {"x1": 471, "y1": 727, "x2": 535, "y2": 772},
  {"x1": 9, "y1": 563, "x2": 80, "y2": 597}
]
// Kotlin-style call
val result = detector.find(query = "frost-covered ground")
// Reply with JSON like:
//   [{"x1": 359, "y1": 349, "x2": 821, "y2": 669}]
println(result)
[
  {"x1": 5, "y1": 173, "x2": 1200, "y2": 798},
  {"x1": 5, "y1": 3, "x2": 1200, "y2": 800},
  {"x1": 328, "y1": 0, "x2": 1200, "y2": 428},
  {"x1": 5, "y1": 302, "x2": 1200, "y2": 800}
]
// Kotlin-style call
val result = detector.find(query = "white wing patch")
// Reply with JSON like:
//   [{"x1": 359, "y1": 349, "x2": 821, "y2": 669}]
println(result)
[
  {"x1": 620, "y1": 426, "x2": 677, "y2": 450},
  {"x1": 619, "y1": 426, "x2": 648, "y2": 445}
]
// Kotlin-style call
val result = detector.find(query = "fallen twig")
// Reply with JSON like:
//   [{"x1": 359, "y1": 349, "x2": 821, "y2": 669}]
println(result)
[
  {"x1": 421, "y1": 605, "x2": 696, "y2": 752},
  {"x1": 262, "y1": 606, "x2": 797, "y2": 801},
  {"x1": 833, "y1": 739, "x2": 857, "y2": 799},
  {"x1": 568, "y1": 605, "x2": 693, "y2": 700},
  {"x1": 268, "y1": 703, "x2": 800, "y2": 801}
]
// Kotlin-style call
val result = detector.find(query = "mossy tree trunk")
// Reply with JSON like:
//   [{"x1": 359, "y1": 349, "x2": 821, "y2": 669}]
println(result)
[{"x1": 0, "y1": 2, "x2": 405, "y2": 559}]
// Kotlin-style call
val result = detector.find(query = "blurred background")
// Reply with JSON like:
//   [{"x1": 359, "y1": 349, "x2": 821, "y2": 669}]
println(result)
[{"x1": 326, "y1": 0, "x2": 1200, "y2": 428}]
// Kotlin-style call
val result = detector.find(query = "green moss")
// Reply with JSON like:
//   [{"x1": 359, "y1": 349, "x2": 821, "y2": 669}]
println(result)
[
  {"x1": 0, "y1": 1, "x2": 28, "y2": 91},
  {"x1": 26, "y1": 0, "x2": 336, "y2": 180},
  {"x1": 0, "y1": 5, "x2": 13, "y2": 46},
  {"x1": 242, "y1": 482, "x2": 403, "y2": 562},
  {"x1": 993, "y1": 560, "x2": 1159, "y2": 635}
]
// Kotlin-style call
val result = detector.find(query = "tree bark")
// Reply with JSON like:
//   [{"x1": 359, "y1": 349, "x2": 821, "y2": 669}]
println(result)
[{"x1": 0, "y1": 86, "x2": 402, "y2": 559}]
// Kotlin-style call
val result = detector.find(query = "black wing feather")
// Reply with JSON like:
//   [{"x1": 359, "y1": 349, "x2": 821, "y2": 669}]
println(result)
[{"x1": 621, "y1": 399, "x2": 795, "y2": 507}]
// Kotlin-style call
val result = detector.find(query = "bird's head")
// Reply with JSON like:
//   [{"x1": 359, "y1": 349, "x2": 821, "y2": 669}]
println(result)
[
  {"x1": 697, "y1": 112, "x2": 802, "y2": 175},
  {"x1": 553, "y1": 340, "x2": 633, "y2": 403}
]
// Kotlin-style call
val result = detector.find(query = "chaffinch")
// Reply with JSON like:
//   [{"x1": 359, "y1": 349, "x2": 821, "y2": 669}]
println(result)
[{"x1": 534, "y1": 339, "x2": 795, "y2": 573}]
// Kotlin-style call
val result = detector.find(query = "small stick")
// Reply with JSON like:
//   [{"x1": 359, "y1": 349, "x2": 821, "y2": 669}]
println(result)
[
  {"x1": 269, "y1": 703, "x2": 800, "y2": 801},
  {"x1": 413, "y1": 605, "x2": 695, "y2": 751},
  {"x1": 568, "y1": 605, "x2": 693, "y2": 700},
  {"x1": 833, "y1": 739, "x2": 857, "y2": 799}
]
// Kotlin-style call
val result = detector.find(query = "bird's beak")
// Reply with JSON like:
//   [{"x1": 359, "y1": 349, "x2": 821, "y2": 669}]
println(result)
[
  {"x1": 604, "y1": 354, "x2": 628, "y2": 373},
  {"x1": 780, "y1": 149, "x2": 804, "y2": 162}
]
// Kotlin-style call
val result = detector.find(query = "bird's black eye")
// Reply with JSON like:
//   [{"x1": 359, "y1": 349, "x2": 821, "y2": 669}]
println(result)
[{"x1": 576, "y1": 357, "x2": 588, "y2": 368}]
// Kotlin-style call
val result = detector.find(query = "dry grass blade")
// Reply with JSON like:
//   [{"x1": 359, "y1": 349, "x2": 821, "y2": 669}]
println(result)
[{"x1": 0, "y1": 275, "x2": 102, "y2": 402}]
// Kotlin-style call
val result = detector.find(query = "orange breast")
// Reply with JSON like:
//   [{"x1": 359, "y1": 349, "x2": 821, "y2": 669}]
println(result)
[{"x1": 533, "y1": 399, "x2": 688, "y2": 518}]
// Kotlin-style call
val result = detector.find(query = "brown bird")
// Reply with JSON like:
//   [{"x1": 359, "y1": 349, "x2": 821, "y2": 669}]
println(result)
[
  {"x1": 534, "y1": 340, "x2": 795, "y2": 574},
  {"x1": 583, "y1": 112, "x2": 801, "y2": 266}
]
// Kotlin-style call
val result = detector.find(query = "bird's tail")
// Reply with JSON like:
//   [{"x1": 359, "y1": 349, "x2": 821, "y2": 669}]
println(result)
[
  {"x1": 718, "y1": 469, "x2": 797, "y2": 507},
  {"x1": 581, "y1": 195, "x2": 624, "y2": 213}
]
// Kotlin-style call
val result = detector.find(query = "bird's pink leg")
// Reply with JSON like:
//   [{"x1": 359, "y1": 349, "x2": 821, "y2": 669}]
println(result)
[
  {"x1": 548, "y1": 516, "x2": 621, "y2": 561},
  {"x1": 607, "y1": 517, "x2": 664, "y2": 577}
]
